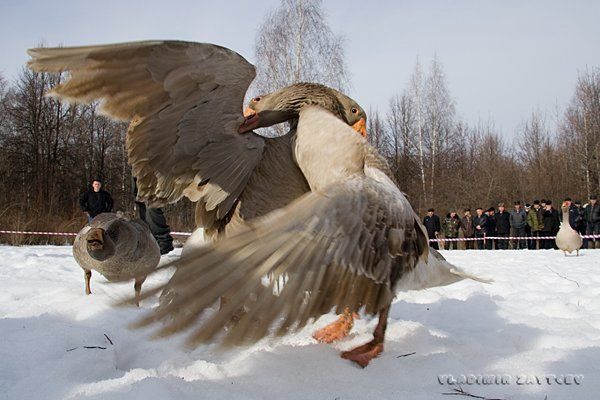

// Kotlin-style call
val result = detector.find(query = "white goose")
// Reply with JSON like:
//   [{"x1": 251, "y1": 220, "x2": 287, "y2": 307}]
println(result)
[{"x1": 555, "y1": 202, "x2": 583, "y2": 256}]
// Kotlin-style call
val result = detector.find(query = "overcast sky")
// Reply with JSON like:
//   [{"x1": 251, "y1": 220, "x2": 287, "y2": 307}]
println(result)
[{"x1": 1, "y1": 0, "x2": 599, "y2": 138}]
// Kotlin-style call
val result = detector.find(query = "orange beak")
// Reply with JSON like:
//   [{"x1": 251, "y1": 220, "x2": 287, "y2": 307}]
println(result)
[
  {"x1": 352, "y1": 117, "x2": 367, "y2": 138},
  {"x1": 243, "y1": 107, "x2": 255, "y2": 118},
  {"x1": 239, "y1": 107, "x2": 259, "y2": 133}
]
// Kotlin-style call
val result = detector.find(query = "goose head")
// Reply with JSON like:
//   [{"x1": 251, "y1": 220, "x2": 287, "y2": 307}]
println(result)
[
  {"x1": 85, "y1": 227, "x2": 116, "y2": 261},
  {"x1": 561, "y1": 201, "x2": 570, "y2": 213},
  {"x1": 238, "y1": 82, "x2": 367, "y2": 137}
]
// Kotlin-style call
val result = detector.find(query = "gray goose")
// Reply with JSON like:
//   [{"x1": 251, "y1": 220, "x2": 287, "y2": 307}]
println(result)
[
  {"x1": 130, "y1": 93, "x2": 486, "y2": 368},
  {"x1": 73, "y1": 213, "x2": 160, "y2": 305}
]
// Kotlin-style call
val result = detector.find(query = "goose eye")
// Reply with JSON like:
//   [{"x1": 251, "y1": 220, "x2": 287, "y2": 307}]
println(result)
[
  {"x1": 351, "y1": 108, "x2": 358, "y2": 114},
  {"x1": 253, "y1": 97, "x2": 262, "y2": 102}
]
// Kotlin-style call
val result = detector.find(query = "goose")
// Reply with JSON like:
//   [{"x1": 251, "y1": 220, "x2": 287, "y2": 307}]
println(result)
[
  {"x1": 27, "y1": 40, "x2": 367, "y2": 336},
  {"x1": 130, "y1": 99, "x2": 487, "y2": 368},
  {"x1": 28, "y1": 41, "x2": 485, "y2": 367},
  {"x1": 73, "y1": 213, "x2": 160, "y2": 305},
  {"x1": 555, "y1": 202, "x2": 583, "y2": 256}
]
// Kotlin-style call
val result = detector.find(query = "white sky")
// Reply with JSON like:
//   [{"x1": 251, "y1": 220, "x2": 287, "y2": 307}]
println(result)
[{"x1": 1, "y1": 0, "x2": 599, "y2": 138}]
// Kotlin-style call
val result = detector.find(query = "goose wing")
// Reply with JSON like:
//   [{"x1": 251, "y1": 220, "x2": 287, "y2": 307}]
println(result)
[
  {"x1": 27, "y1": 41, "x2": 269, "y2": 225},
  {"x1": 132, "y1": 175, "x2": 427, "y2": 346}
]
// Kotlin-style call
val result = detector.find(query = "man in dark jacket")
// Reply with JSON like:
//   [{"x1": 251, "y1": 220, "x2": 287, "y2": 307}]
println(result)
[
  {"x1": 442, "y1": 211, "x2": 461, "y2": 250},
  {"x1": 509, "y1": 201, "x2": 527, "y2": 249},
  {"x1": 461, "y1": 209, "x2": 475, "y2": 250},
  {"x1": 527, "y1": 200, "x2": 544, "y2": 250},
  {"x1": 563, "y1": 197, "x2": 581, "y2": 230},
  {"x1": 423, "y1": 208, "x2": 441, "y2": 250},
  {"x1": 485, "y1": 207, "x2": 497, "y2": 250},
  {"x1": 583, "y1": 194, "x2": 600, "y2": 249},
  {"x1": 472, "y1": 207, "x2": 488, "y2": 250},
  {"x1": 494, "y1": 203, "x2": 511, "y2": 249},
  {"x1": 541, "y1": 200, "x2": 560, "y2": 249},
  {"x1": 79, "y1": 179, "x2": 113, "y2": 222}
]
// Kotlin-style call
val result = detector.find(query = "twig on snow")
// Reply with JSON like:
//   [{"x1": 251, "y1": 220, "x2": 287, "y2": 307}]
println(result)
[
  {"x1": 66, "y1": 346, "x2": 107, "y2": 352},
  {"x1": 442, "y1": 386, "x2": 505, "y2": 400},
  {"x1": 396, "y1": 352, "x2": 416, "y2": 358},
  {"x1": 545, "y1": 266, "x2": 580, "y2": 287},
  {"x1": 104, "y1": 333, "x2": 114, "y2": 346}
]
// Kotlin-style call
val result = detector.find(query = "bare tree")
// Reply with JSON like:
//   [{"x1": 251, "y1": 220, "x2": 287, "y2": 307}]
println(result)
[
  {"x1": 560, "y1": 68, "x2": 600, "y2": 198},
  {"x1": 252, "y1": 0, "x2": 349, "y2": 95}
]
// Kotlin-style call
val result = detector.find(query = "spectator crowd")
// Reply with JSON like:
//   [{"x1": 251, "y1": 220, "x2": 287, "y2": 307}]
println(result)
[{"x1": 423, "y1": 195, "x2": 600, "y2": 250}]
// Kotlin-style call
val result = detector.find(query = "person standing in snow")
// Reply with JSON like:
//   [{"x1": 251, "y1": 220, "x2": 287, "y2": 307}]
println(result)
[
  {"x1": 472, "y1": 207, "x2": 488, "y2": 250},
  {"x1": 510, "y1": 201, "x2": 527, "y2": 249},
  {"x1": 485, "y1": 207, "x2": 497, "y2": 249},
  {"x1": 541, "y1": 200, "x2": 560, "y2": 249},
  {"x1": 583, "y1": 194, "x2": 600, "y2": 249},
  {"x1": 442, "y1": 211, "x2": 461, "y2": 250},
  {"x1": 461, "y1": 209, "x2": 475, "y2": 250},
  {"x1": 494, "y1": 203, "x2": 511, "y2": 249},
  {"x1": 79, "y1": 179, "x2": 114, "y2": 223},
  {"x1": 423, "y1": 208, "x2": 441, "y2": 250},
  {"x1": 526, "y1": 200, "x2": 544, "y2": 250}
]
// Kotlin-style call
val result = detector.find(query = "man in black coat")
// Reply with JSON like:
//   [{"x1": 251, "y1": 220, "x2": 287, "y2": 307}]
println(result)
[
  {"x1": 494, "y1": 203, "x2": 511, "y2": 249},
  {"x1": 472, "y1": 207, "x2": 488, "y2": 250},
  {"x1": 583, "y1": 194, "x2": 600, "y2": 249},
  {"x1": 541, "y1": 200, "x2": 560, "y2": 249},
  {"x1": 423, "y1": 208, "x2": 441, "y2": 250},
  {"x1": 485, "y1": 207, "x2": 497, "y2": 250},
  {"x1": 79, "y1": 179, "x2": 113, "y2": 222}
]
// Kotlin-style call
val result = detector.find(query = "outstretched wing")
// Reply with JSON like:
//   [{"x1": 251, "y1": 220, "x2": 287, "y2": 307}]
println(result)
[
  {"x1": 131, "y1": 175, "x2": 428, "y2": 347},
  {"x1": 27, "y1": 41, "x2": 264, "y2": 218}
]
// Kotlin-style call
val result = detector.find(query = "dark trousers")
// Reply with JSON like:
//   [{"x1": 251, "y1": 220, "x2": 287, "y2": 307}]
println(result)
[
  {"x1": 586, "y1": 225, "x2": 600, "y2": 249},
  {"x1": 475, "y1": 233, "x2": 486, "y2": 249},
  {"x1": 541, "y1": 232, "x2": 554, "y2": 249},
  {"x1": 136, "y1": 202, "x2": 174, "y2": 254},
  {"x1": 464, "y1": 236, "x2": 475, "y2": 250},
  {"x1": 445, "y1": 238, "x2": 458, "y2": 250},
  {"x1": 511, "y1": 227, "x2": 527, "y2": 249},
  {"x1": 496, "y1": 233, "x2": 509, "y2": 249},
  {"x1": 485, "y1": 235, "x2": 495, "y2": 250},
  {"x1": 132, "y1": 178, "x2": 174, "y2": 255},
  {"x1": 529, "y1": 231, "x2": 542, "y2": 249}
]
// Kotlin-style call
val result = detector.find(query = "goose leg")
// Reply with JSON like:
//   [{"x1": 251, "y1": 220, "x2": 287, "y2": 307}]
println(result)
[
  {"x1": 134, "y1": 276, "x2": 146, "y2": 307},
  {"x1": 341, "y1": 304, "x2": 390, "y2": 368},
  {"x1": 84, "y1": 269, "x2": 92, "y2": 295},
  {"x1": 576, "y1": 249, "x2": 579, "y2": 256},
  {"x1": 313, "y1": 307, "x2": 357, "y2": 343}
]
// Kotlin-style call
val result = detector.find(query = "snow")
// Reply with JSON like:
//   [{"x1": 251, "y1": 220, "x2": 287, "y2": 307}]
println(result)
[{"x1": 1, "y1": 245, "x2": 599, "y2": 400}]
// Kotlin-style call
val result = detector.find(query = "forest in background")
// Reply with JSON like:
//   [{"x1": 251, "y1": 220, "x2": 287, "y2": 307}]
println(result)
[{"x1": 0, "y1": 0, "x2": 598, "y2": 244}]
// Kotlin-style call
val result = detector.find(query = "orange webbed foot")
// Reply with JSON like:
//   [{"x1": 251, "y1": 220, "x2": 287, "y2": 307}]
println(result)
[
  {"x1": 340, "y1": 340, "x2": 384, "y2": 368},
  {"x1": 312, "y1": 308, "x2": 358, "y2": 344}
]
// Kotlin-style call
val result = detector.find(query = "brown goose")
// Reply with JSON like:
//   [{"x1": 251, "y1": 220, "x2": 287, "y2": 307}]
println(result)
[
  {"x1": 73, "y1": 213, "x2": 160, "y2": 305},
  {"x1": 131, "y1": 96, "x2": 486, "y2": 368}
]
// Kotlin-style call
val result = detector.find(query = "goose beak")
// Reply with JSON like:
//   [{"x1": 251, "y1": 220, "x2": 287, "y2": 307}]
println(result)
[
  {"x1": 352, "y1": 118, "x2": 367, "y2": 138},
  {"x1": 239, "y1": 107, "x2": 259, "y2": 133}
]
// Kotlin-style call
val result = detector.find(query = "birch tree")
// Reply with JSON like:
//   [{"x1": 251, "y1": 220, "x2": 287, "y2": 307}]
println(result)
[{"x1": 252, "y1": 0, "x2": 349, "y2": 95}]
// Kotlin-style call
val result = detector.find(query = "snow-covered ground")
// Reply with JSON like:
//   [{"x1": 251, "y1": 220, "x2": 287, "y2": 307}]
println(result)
[{"x1": 1, "y1": 245, "x2": 599, "y2": 400}]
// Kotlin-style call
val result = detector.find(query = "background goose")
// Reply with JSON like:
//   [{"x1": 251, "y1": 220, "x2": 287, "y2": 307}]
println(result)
[
  {"x1": 73, "y1": 213, "x2": 160, "y2": 305},
  {"x1": 556, "y1": 202, "x2": 583, "y2": 256},
  {"x1": 132, "y1": 102, "x2": 486, "y2": 368}
]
